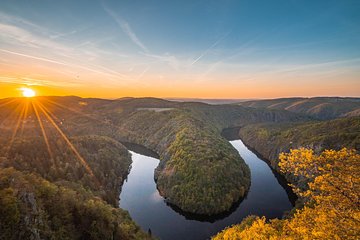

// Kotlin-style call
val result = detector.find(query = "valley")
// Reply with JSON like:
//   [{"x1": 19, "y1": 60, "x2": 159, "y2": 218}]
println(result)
[
  {"x1": 120, "y1": 139, "x2": 294, "y2": 240},
  {"x1": 0, "y1": 96, "x2": 359, "y2": 239},
  {"x1": 1, "y1": 1, "x2": 359, "y2": 239}
]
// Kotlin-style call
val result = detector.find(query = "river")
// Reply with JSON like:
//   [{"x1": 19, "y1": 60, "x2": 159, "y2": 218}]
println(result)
[{"x1": 119, "y1": 139, "x2": 295, "y2": 240}]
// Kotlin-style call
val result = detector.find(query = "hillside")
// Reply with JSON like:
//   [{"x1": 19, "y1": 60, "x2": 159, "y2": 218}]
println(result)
[
  {"x1": 238, "y1": 117, "x2": 360, "y2": 188},
  {"x1": 0, "y1": 168, "x2": 151, "y2": 240},
  {"x1": 53, "y1": 97, "x2": 305, "y2": 214},
  {"x1": 1, "y1": 96, "x2": 359, "y2": 239},
  {"x1": 0, "y1": 138, "x2": 150, "y2": 239},
  {"x1": 0, "y1": 98, "x2": 153, "y2": 239},
  {"x1": 1, "y1": 135, "x2": 132, "y2": 205},
  {"x1": 0, "y1": 96, "x2": 307, "y2": 216},
  {"x1": 166, "y1": 98, "x2": 251, "y2": 105},
  {"x1": 238, "y1": 97, "x2": 360, "y2": 120}
]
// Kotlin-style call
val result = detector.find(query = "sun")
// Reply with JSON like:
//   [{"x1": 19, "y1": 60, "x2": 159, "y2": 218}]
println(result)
[{"x1": 20, "y1": 87, "x2": 36, "y2": 98}]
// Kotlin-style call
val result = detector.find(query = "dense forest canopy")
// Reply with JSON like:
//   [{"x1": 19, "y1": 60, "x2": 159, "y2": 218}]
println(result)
[
  {"x1": 0, "y1": 96, "x2": 359, "y2": 239},
  {"x1": 0, "y1": 168, "x2": 151, "y2": 240},
  {"x1": 1, "y1": 96, "x2": 305, "y2": 215}
]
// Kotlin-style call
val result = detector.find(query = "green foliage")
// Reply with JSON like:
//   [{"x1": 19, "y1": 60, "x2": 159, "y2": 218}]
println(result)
[
  {"x1": 94, "y1": 99, "x2": 301, "y2": 215},
  {"x1": 156, "y1": 120, "x2": 250, "y2": 215},
  {"x1": 0, "y1": 96, "x2": 315, "y2": 225},
  {"x1": 1, "y1": 135, "x2": 132, "y2": 206},
  {"x1": 0, "y1": 187, "x2": 20, "y2": 239},
  {"x1": 1, "y1": 96, "x2": 359, "y2": 239},
  {"x1": 238, "y1": 117, "x2": 360, "y2": 200},
  {"x1": 0, "y1": 168, "x2": 151, "y2": 240},
  {"x1": 239, "y1": 117, "x2": 360, "y2": 170}
]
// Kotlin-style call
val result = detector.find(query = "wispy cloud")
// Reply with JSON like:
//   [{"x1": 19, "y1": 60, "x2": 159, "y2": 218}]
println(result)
[
  {"x1": 103, "y1": 6, "x2": 148, "y2": 52},
  {"x1": 142, "y1": 52, "x2": 180, "y2": 70},
  {"x1": 263, "y1": 57, "x2": 360, "y2": 75},
  {"x1": 0, "y1": 13, "x2": 137, "y2": 84},
  {"x1": 0, "y1": 76, "x2": 81, "y2": 87},
  {"x1": 50, "y1": 30, "x2": 77, "y2": 39},
  {"x1": 0, "y1": 22, "x2": 70, "y2": 51},
  {"x1": 0, "y1": 11, "x2": 57, "y2": 35},
  {"x1": 0, "y1": 49, "x2": 129, "y2": 81}
]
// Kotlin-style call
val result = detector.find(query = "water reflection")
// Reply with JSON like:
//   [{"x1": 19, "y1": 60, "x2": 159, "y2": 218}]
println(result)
[{"x1": 119, "y1": 140, "x2": 294, "y2": 240}]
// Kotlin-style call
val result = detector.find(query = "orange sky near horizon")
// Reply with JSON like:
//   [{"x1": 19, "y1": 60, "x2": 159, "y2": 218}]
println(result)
[
  {"x1": 1, "y1": 75, "x2": 359, "y2": 100},
  {"x1": 1, "y1": 1, "x2": 360, "y2": 100}
]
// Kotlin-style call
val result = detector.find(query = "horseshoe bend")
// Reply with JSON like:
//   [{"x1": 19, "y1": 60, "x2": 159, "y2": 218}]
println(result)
[
  {"x1": 1, "y1": 1, "x2": 360, "y2": 239},
  {"x1": 1, "y1": 96, "x2": 359, "y2": 239}
]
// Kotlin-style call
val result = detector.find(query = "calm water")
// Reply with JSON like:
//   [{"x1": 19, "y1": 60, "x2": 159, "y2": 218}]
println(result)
[{"x1": 119, "y1": 140, "x2": 294, "y2": 240}]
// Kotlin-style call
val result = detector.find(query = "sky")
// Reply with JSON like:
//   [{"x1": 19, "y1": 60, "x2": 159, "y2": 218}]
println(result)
[{"x1": 0, "y1": 0, "x2": 359, "y2": 99}]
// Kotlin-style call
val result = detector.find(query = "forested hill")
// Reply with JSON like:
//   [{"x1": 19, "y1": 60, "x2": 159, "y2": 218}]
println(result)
[
  {"x1": 236, "y1": 116, "x2": 360, "y2": 210},
  {"x1": 238, "y1": 97, "x2": 360, "y2": 120},
  {"x1": 0, "y1": 96, "x2": 306, "y2": 223},
  {"x1": 213, "y1": 101, "x2": 360, "y2": 239},
  {"x1": 2, "y1": 96, "x2": 358, "y2": 239},
  {"x1": 238, "y1": 117, "x2": 360, "y2": 170},
  {"x1": 0, "y1": 135, "x2": 151, "y2": 239},
  {"x1": 38, "y1": 96, "x2": 307, "y2": 215}
]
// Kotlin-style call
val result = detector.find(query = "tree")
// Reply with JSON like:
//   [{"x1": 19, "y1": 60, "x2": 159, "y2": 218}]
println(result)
[{"x1": 213, "y1": 148, "x2": 360, "y2": 239}]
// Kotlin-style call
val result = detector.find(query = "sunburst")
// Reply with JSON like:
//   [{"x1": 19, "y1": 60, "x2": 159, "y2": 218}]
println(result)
[{"x1": 20, "y1": 87, "x2": 36, "y2": 98}]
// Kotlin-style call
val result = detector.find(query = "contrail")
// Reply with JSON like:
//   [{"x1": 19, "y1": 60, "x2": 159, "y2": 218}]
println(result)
[{"x1": 191, "y1": 32, "x2": 230, "y2": 65}]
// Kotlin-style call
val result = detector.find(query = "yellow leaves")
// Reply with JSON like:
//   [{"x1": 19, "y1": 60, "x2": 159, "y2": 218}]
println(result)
[
  {"x1": 221, "y1": 227, "x2": 242, "y2": 239},
  {"x1": 213, "y1": 148, "x2": 360, "y2": 240},
  {"x1": 237, "y1": 217, "x2": 280, "y2": 240},
  {"x1": 213, "y1": 217, "x2": 281, "y2": 240},
  {"x1": 279, "y1": 148, "x2": 318, "y2": 179}
]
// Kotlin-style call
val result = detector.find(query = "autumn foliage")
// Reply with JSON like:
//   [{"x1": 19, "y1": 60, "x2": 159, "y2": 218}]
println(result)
[{"x1": 213, "y1": 148, "x2": 360, "y2": 239}]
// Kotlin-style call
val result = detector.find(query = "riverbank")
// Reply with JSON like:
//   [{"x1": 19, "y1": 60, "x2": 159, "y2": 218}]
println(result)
[{"x1": 120, "y1": 139, "x2": 294, "y2": 240}]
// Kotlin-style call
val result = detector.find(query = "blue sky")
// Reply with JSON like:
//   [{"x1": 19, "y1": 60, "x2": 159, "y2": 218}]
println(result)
[{"x1": 0, "y1": 0, "x2": 359, "y2": 98}]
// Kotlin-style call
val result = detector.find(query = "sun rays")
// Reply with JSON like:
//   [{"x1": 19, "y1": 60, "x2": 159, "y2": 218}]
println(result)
[
  {"x1": 31, "y1": 100, "x2": 55, "y2": 163},
  {"x1": 42, "y1": 97, "x2": 137, "y2": 137},
  {"x1": 35, "y1": 100, "x2": 99, "y2": 184},
  {"x1": 7, "y1": 100, "x2": 27, "y2": 155},
  {"x1": 0, "y1": 97, "x2": 99, "y2": 186},
  {"x1": 0, "y1": 95, "x2": 145, "y2": 188}
]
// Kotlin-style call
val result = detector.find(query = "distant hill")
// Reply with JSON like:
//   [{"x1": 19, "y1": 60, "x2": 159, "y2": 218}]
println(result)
[
  {"x1": 166, "y1": 98, "x2": 253, "y2": 105},
  {"x1": 238, "y1": 97, "x2": 360, "y2": 120}
]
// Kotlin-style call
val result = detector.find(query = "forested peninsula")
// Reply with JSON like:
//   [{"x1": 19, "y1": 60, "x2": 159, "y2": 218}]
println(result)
[{"x1": 1, "y1": 96, "x2": 359, "y2": 239}]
